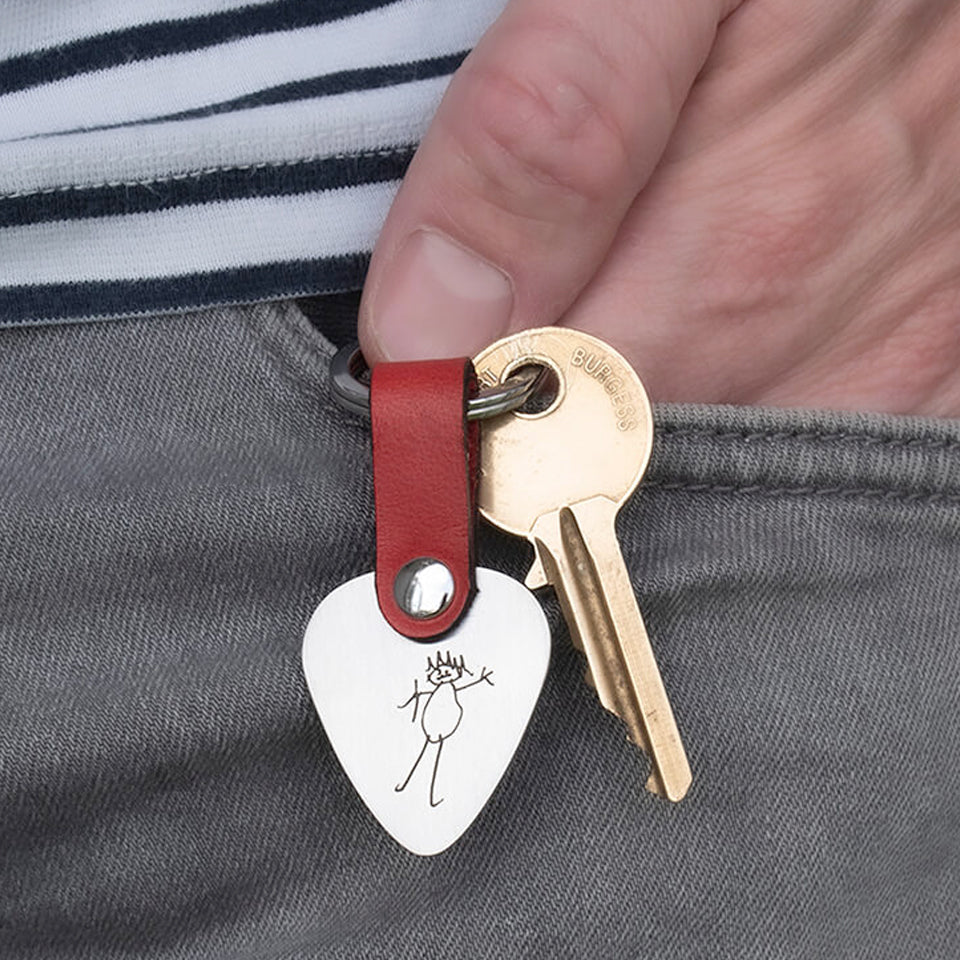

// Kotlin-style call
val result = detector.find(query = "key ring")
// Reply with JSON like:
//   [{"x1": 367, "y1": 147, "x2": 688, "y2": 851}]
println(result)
[{"x1": 330, "y1": 344, "x2": 544, "y2": 421}]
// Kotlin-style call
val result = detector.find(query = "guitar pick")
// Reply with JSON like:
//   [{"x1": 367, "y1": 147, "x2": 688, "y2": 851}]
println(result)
[{"x1": 302, "y1": 567, "x2": 549, "y2": 856}]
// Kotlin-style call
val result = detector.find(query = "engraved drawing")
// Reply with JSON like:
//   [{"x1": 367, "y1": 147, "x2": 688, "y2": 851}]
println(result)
[{"x1": 395, "y1": 651, "x2": 494, "y2": 808}]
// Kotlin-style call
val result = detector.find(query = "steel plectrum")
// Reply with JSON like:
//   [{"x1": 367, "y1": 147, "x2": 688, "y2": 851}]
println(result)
[{"x1": 302, "y1": 568, "x2": 549, "y2": 856}]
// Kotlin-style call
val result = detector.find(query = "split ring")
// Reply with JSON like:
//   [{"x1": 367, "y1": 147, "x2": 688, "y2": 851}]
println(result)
[{"x1": 329, "y1": 345, "x2": 545, "y2": 421}]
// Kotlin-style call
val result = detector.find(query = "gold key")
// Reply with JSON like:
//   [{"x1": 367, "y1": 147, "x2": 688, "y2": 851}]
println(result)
[{"x1": 474, "y1": 327, "x2": 692, "y2": 801}]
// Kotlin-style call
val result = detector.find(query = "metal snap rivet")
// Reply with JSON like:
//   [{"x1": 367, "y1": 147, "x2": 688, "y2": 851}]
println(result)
[{"x1": 394, "y1": 558, "x2": 456, "y2": 619}]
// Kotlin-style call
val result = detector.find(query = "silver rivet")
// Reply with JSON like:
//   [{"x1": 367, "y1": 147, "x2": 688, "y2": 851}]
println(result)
[{"x1": 394, "y1": 558, "x2": 455, "y2": 619}]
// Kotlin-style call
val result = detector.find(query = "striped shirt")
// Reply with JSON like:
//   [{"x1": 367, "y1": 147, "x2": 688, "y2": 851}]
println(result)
[{"x1": 0, "y1": 0, "x2": 503, "y2": 327}]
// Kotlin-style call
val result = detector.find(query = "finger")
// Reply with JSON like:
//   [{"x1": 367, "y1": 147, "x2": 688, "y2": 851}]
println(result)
[{"x1": 359, "y1": 0, "x2": 732, "y2": 363}]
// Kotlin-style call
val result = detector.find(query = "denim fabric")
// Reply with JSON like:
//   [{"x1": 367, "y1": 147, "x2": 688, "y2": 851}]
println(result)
[{"x1": 0, "y1": 301, "x2": 957, "y2": 959}]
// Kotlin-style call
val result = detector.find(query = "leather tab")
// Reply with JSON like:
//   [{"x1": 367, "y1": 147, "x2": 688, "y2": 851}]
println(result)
[{"x1": 371, "y1": 359, "x2": 479, "y2": 639}]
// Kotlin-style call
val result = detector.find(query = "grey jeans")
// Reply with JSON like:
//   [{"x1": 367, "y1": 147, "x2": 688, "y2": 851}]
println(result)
[{"x1": 1, "y1": 300, "x2": 957, "y2": 959}]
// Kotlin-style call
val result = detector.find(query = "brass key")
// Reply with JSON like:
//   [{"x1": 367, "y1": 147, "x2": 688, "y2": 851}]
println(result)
[{"x1": 474, "y1": 327, "x2": 692, "y2": 801}]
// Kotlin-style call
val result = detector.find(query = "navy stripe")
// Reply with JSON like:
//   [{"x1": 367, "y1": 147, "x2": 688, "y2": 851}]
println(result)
[
  {"x1": 133, "y1": 50, "x2": 466, "y2": 122},
  {"x1": 0, "y1": 147, "x2": 415, "y2": 228},
  {"x1": 0, "y1": 258, "x2": 370, "y2": 326},
  {"x1": 0, "y1": 0, "x2": 396, "y2": 95},
  {"x1": 15, "y1": 51, "x2": 467, "y2": 144}
]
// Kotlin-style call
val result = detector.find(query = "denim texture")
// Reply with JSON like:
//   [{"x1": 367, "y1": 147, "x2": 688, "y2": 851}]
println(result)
[{"x1": 0, "y1": 301, "x2": 957, "y2": 959}]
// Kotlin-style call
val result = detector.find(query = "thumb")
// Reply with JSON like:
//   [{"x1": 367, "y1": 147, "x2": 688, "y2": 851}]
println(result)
[{"x1": 359, "y1": 0, "x2": 729, "y2": 363}]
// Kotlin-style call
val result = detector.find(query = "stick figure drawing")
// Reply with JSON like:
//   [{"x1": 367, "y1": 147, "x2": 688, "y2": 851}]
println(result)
[{"x1": 395, "y1": 651, "x2": 494, "y2": 807}]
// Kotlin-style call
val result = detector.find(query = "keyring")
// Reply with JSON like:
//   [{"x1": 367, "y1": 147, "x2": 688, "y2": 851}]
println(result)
[{"x1": 330, "y1": 345, "x2": 545, "y2": 421}]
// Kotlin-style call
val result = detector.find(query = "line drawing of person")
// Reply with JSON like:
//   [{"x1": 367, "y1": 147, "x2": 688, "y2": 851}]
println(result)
[{"x1": 395, "y1": 650, "x2": 494, "y2": 807}]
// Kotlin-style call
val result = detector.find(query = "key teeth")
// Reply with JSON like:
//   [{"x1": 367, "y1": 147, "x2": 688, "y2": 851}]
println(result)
[{"x1": 581, "y1": 650, "x2": 688, "y2": 802}]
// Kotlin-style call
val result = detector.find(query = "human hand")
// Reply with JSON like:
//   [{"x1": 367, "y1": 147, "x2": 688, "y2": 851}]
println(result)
[{"x1": 357, "y1": 0, "x2": 960, "y2": 417}]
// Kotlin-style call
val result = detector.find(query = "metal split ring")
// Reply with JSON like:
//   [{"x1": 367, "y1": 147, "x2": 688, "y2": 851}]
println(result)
[{"x1": 329, "y1": 345, "x2": 543, "y2": 421}]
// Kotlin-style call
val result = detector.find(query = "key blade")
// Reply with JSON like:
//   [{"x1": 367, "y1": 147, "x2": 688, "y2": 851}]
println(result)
[{"x1": 532, "y1": 497, "x2": 692, "y2": 802}]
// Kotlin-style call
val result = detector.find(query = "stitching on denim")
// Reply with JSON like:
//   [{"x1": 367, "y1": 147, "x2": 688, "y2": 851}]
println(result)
[
  {"x1": 242, "y1": 299, "x2": 335, "y2": 398},
  {"x1": 657, "y1": 425, "x2": 960, "y2": 452},
  {"x1": 642, "y1": 478, "x2": 960, "y2": 505},
  {"x1": 0, "y1": 148, "x2": 412, "y2": 200}
]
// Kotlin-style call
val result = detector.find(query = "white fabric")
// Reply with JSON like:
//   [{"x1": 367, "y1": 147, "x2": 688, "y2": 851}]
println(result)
[
  {"x1": 0, "y1": 182, "x2": 399, "y2": 286},
  {"x1": 0, "y1": 0, "x2": 502, "y2": 141},
  {"x1": 0, "y1": 0, "x2": 277, "y2": 60},
  {"x1": 0, "y1": 77, "x2": 448, "y2": 197}
]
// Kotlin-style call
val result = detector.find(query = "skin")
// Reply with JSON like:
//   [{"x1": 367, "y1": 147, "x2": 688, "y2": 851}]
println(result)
[{"x1": 358, "y1": 0, "x2": 960, "y2": 417}]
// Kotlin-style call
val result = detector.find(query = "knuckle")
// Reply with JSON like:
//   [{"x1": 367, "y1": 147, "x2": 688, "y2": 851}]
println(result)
[{"x1": 447, "y1": 32, "x2": 636, "y2": 213}]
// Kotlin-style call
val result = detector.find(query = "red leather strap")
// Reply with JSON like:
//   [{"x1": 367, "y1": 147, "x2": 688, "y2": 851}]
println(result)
[{"x1": 370, "y1": 358, "x2": 479, "y2": 639}]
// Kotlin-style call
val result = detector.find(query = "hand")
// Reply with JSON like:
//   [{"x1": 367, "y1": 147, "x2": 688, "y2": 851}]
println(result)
[{"x1": 358, "y1": 0, "x2": 960, "y2": 417}]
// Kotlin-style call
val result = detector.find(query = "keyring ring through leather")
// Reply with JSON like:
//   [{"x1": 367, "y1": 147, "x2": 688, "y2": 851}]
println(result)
[{"x1": 330, "y1": 345, "x2": 545, "y2": 421}]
